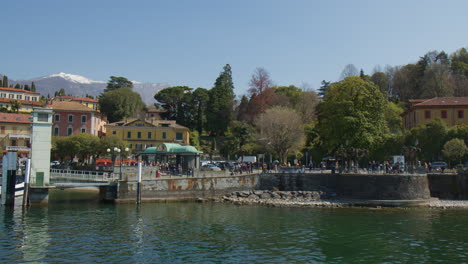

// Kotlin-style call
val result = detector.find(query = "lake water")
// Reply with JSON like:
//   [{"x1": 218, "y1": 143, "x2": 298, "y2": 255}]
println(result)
[{"x1": 1, "y1": 192, "x2": 467, "y2": 263}]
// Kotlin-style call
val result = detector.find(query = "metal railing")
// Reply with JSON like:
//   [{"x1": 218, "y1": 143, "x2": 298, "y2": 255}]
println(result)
[{"x1": 50, "y1": 169, "x2": 119, "y2": 183}]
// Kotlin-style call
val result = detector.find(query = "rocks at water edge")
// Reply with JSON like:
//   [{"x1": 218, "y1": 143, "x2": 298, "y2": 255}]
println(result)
[{"x1": 222, "y1": 190, "x2": 347, "y2": 207}]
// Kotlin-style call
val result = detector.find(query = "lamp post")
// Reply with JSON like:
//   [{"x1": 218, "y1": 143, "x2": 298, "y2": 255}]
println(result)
[
  {"x1": 119, "y1": 147, "x2": 130, "y2": 180},
  {"x1": 107, "y1": 147, "x2": 121, "y2": 178}
]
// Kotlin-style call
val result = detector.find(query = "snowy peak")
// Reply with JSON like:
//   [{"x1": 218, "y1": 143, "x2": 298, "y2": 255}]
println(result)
[{"x1": 41, "y1": 72, "x2": 105, "y2": 84}]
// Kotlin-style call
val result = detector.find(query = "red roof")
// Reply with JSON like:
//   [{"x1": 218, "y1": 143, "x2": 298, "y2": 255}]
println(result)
[
  {"x1": 0, "y1": 87, "x2": 40, "y2": 95},
  {"x1": 0, "y1": 97, "x2": 42, "y2": 106},
  {"x1": 414, "y1": 97, "x2": 468, "y2": 107},
  {"x1": 55, "y1": 96, "x2": 98, "y2": 103},
  {"x1": 0, "y1": 113, "x2": 31, "y2": 124}
]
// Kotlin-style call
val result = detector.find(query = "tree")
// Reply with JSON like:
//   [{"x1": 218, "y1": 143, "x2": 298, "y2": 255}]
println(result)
[
  {"x1": 191, "y1": 88, "x2": 209, "y2": 134},
  {"x1": 236, "y1": 95, "x2": 249, "y2": 122},
  {"x1": 55, "y1": 88, "x2": 66, "y2": 96},
  {"x1": 442, "y1": 138, "x2": 467, "y2": 166},
  {"x1": 294, "y1": 91, "x2": 319, "y2": 124},
  {"x1": 72, "y1": 133, "x2": 101, "y2": 162},
  {"x1": 384, "y1": 102, "x2": 404, "y2": 134},
  {"x1": 10, "y1": 100, "x2": 21, "y2": 113},
  {"x1": 206, "y1": 64, "x2": 235, "y2": 136},
  {"x1": 14, "y1": 84, "x2": 20, "y2": 89},
  {"x1": 23, "y1": 84, "x2": 30, "y2": 91},
  {"x1": 31, "y1": 82, "x2": 36, "y2": 92},
  {"x1": 255, "y1": 106, "x2": 305, "y2": 163},
  {"x1": 370, "y1": 72, "x2": 389, "y2": 94},
  {"x1": 407, "y1": 119, "x2": 448, "y2": 161},
  {"x1": 420, "y1": 63, "x2": 454, "y2": 98},
  {"x1": 316, "y1": 76, "x2": 388, "y2": 154},
  {"x1": 154, "y1": 86, "x2": 192, "y2": 122},
  {"x1": 2, "y1": 76, "x2": 8, "y2": 88},
  {"x1": 99, "y1": 87, "x2": 145, "y2": 123},
  {"x1": 221, "y1": 121, "x2": 255, "y2": 160},
  {"x1": 105, "y1": 76, "x2": 133, "y2": 92},
  {"x1": 340, "y1": 64, "x2": 359, "y2": 80},
  {"x1": 248, "y1": 67, "x2": 272, "y2": 95},
  {"x1": 318, "y1": 80, "x2": 331, "y2": 98},
  {"x1": 99, "y1": 135, "x2": 128, "y2": 156}
]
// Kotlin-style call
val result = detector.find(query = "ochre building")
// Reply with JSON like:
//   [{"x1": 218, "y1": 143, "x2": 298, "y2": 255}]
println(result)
[{"x1": 402, "y1": 97, "x2": 468, "y2": 130}]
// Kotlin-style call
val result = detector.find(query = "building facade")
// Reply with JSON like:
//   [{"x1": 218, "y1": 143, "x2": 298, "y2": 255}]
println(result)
[
  {"x1": 106, "y1": 119, "x2": 190, "y2": 153},
  {"x1": 50, "y1": 100, "x2": 107, "y2": 137},
  {"x1": 0, "y1": 113, "x2": 32, "y2": 156},
  {"x1": 0, "y1": 87, "x2": 42, "y2": 112},
  {"x1": 402, "y1": 97, "x2": 468, "y2": 130}
]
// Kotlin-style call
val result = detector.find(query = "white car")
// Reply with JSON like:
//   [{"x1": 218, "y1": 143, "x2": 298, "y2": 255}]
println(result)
[
  {"x1": 201, "y1": 164, "x2": 221, "y2": 171},
  {"x1": 50, "y1": 160, "x2": 60, "y2": 166}
]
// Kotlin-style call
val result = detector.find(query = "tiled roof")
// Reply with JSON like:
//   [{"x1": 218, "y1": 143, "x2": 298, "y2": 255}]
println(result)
[
  {"x1": 49, "y1": 101, "x2": 96, "y2": 112},
  {"x1": 107, "y1": 118, "x2": 188, "y2": 130},
  {"x1": 0, "y1": 87, "x2": 40, "y2": 95},
  {"x1": 0, "y1": 113, "x2": 31, "y2": 124},
  {"x1": 414, "y1": 97, "x2": 468, "y2": 107},
  {"x1": 0, "y1": 97, "x2": 43, "y2": 106},
  {"x1": 54, "y1": 96, "x2": 98, "y2": 103}
]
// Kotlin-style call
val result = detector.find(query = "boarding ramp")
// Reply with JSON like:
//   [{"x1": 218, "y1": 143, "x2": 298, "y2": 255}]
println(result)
[{"x1": 50, "y1": 169, "x2": 118, "y2": 188}]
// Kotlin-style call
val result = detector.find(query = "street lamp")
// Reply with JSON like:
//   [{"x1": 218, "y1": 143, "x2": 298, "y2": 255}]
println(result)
[
  {"x1": 119, "y1": 147, "x2": 130, "y2": 180},
  {"x1": 107, "y1": 147, "x2": 121, "y2": 178}
]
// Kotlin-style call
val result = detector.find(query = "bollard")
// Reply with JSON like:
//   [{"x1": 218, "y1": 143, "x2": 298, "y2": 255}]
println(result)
[{"x1": 136, "y1": 162, "x2": 142, "y2": 204}]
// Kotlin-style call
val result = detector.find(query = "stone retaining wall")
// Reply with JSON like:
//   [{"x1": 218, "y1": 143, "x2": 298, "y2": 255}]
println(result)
[
  {"x1": 427, "y1": 173, "x2": 468, "y2": 199},
  {"x1": 116, "y1": 173, "x2": 433, "y2": 201}
]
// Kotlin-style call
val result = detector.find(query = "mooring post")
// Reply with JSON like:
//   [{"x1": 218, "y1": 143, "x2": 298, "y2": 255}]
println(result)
[
  {"x1": 22, "y1": 158, "x2": 31, "y2": 207},
  {"x1": 137, "y1": 162, "x2": 142, "y2": 204},
  {"x1": 1, "y1": 151, "x2": 18, "y2": 207}
]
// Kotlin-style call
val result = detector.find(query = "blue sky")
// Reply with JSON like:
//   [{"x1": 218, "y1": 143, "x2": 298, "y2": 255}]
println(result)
[{"x1": 3, "y1": 0, "x2": 468, "y2": 96}]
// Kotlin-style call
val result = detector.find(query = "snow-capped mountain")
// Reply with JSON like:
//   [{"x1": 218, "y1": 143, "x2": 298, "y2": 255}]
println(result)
[{"x1": 11, "y1": 73, "x2": 168, "y2": 105}]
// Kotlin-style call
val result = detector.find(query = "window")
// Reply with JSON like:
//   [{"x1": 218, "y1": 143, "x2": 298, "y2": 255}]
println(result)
[
  {"x1": 25, "y1": 96, "x2": 30, "y2": 100},
  {"x1": 161, "y1": 124, "x2": 169, "y2": 127},
  {"x1": 54, "y1": 127, "x2": 59, "y2": 136},
  {"x1": 16, "y1": 95, "x2": 22, "y2": 100},
  {"x1": 458, "y1": 110, "x2": 464, "y2": 119},
  {"x1": 68, "y1": 115, "x2": 73, "y2": 122},
  {"x1": 162, "y1": 132, "x2": 166, "y2": 139},
  {"x1": 148, "y1": 132, "x2": 152, "y2": 139},
  {"x1": 424, "y1": 110, "x2": 431, "y2": 119},
  {"x1": 176, "y1": 132, "x2": 183, "y2": 140},
  {"x1": 0, "y1": 93, "x2": 5, "y2": 98},
  {"x1": 135, "y1": 123, "x2": 144, "y2": 127},
  {"x1": 11, "y1": 139, "x2": 17, "y2": 146},
  {"x1": 9, "y1": 94, "x2": 14, "y2": 99},
  {"x1": 129, "y1": 144, "x2": 132, "y2": 149},
  {"x1": 81, "y1": 115, "x2": 87, "y2": 123},
  {"x1": 136, "y1": 144, "x2": 142, "y2": 151},
  {"x1": 127, "y1": 131, "x2": 131, "y2": 138},
  {"x1": 112, "y1": 130, "x2": 116, "y2": 135},
  {"x1": 67, "y1": 127, "x2": 73, "y2": 136},
  {"x1": 32, "y1": 97, "x2": 37, "y2": 101},
  {"x1": 441, "y1": 110, "x2": 447, "y2": 119},
  {"x1": 137, "y1": 132, "x2": 142, "y2": 139},
  {"x1": 12, "y1": 127, "x2": 17, "y2": 133},
  {"x1": 38, "y1": 113, "x2": 48, "y2": 122},
  {"x1": 54, "y1": 114, "x2": 60, "y2": 122},
  {"x1": 0, "y1": 126, "x2": 4, "y2": 134},
  {"x1": 81, "y1": 127, "x2": 86, "y2": 133}
]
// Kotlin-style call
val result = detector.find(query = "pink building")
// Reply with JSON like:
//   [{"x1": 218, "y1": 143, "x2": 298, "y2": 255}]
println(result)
[{"x1": 50, "y1": 100, "x2": 106, "y2": 137}]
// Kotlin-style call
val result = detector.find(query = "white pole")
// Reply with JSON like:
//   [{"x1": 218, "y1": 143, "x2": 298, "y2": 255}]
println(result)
[
  {"x1": 137, "y1": 162, "x2": 142, "y2": 204},
  {"x1": 23, "y1": 159, "x2": 31, "y2": 207}
]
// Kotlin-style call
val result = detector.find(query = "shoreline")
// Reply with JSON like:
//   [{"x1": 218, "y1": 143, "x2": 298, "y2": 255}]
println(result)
[{"x1": 222, "y1": 190, "x2": 468, "y2": 209}]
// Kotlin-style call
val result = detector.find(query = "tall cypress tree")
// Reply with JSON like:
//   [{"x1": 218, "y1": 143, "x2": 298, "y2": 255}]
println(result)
[
  {"x1": 206, "y1": 64, "x2": 235, "y2": 136},
  {"x1": 2, "y1": 76, "x2": 8, "y2": 88},
  {"x1": 31, "y1": 82, "x2": 36, "y2": 92}
]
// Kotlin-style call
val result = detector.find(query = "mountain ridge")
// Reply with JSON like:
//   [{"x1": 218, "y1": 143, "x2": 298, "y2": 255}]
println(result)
[{"x1": 4, "y1": 73, "x2": 168, "y2": 105}]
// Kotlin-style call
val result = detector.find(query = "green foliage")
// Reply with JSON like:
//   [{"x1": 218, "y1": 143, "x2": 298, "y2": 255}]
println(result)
[
  {"x1": 191, "y1": 88, "x2": 210, "y2": 134},
  {"x1": 370, "y1": 72, "x2": 388, "y2": 94},
  {"x1": 105, "y1": 76, "x2": 133, "y2": 92},
  {"x1": 407, "y1": 119, "x2": 448, "y2": 161},
  {"x1": 273, "y1": 85, "x2": 302, "y2": 107},
  {"x1": 55, "y1": 88, "x2": 66, "y2": 96},
  {"x1": 52, "y1": 134, "x2": 102, "y2": 162},
  {"x1": 9, "y1": 100, "x2": 21, "y2": 113},
  {"x1": 14, "y1": 84, "x2": 20, "y2": 89},
  {"x1": 206, "y1": 64, "x2": 235, "y2": 136},
  {"x1": 2, "y1": 76, "x2": 8, "y2": 88},
  {"x1": 154, "y1": 86, "x2": 192, "y2": 123},
  {"x1": 316, "y1": 76, "x2": 388, "y2": 155},
  {"x1": 31, "y1": 82, "x2": 36, "y2": 92},
  {"x1": 442, "y1": 138, "x2": 467, "y2": 165},
  {"x1": 99, "y1": 135, "x2": 128, "y2": 155},
  {"x1": 221, "y1": 121, "x2": 255, "y2": 159},
  {"x1": 318, "y1": 80, "x2": 331, "y2": 98},
  {"x1": 189, "y1": 131, "x2": 201, "y2": 149},
  {"x1": 385, "y1": 102, "x2": 403, "y2": 133},
  {"x1": 99, "y1": 87, "x2": 145, "y2": 123}
]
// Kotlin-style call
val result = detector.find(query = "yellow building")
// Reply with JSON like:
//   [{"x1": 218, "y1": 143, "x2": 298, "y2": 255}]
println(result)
[
  {"x1": 0, "y1": 87, "x2": 42, "y2": 112},
  {"x1": 106, "y1": 119, "x2": 190, "y2": 153},
  {"x1": 0, "y1": 113, "x2": 32, "y2": 156},
  {"x1": 403, "y1": 97, "x2": 468, "y2": 130},
  {"x1": 52, "y1": 96, "x2": 99, "y2": 110}
]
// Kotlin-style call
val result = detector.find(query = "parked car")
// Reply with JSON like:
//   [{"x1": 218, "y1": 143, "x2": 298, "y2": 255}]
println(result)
[
  {"x1": 201, "y1": 164, "x2": 221, "y2": 171},
  {"x1": 50, "y1": 160, "x2": 60, "y2": 167},
  {"x1": 431, "y1": 161, "x2": 448, "y2": 172}
]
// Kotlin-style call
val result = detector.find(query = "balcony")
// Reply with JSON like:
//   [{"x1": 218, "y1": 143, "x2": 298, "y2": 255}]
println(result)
[
  {"x1": 6, "y1": 133, "x2": 30, "y2": 139},
  {"x1": 5, "y1": 146, "x2": 31, "y2": 152}
]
